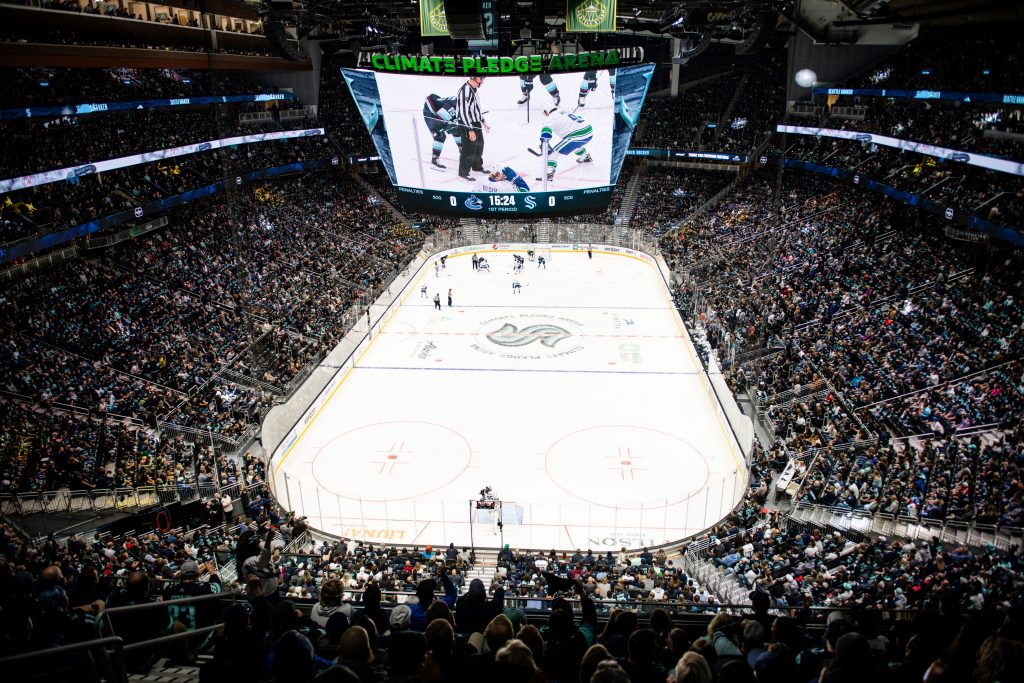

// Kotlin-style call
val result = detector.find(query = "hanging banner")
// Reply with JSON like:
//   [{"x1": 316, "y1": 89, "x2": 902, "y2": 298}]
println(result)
[
  {"x1": 419, "y1": 0, "x2": 449, "y2": 37},
  {"x1": 566, "y1": 0, "x2": 616, "y2": 33}
]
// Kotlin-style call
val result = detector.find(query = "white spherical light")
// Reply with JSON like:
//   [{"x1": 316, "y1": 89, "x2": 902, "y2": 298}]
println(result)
[{"x1": 794, "y1": 68, "x2": 818, "y2": 88}]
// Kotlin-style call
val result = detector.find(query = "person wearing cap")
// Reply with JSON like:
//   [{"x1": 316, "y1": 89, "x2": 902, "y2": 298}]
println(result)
[
  {"x1": 388, "y1": 604, "x2": 413, "y2": 635},
  {"x1": 163, "y1": 559, "x2": 222, "y2": 633}
]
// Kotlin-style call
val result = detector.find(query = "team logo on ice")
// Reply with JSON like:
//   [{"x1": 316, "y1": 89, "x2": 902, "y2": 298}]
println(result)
[
  {"x1": 464, "y1": 195, "x2": 483, "y2": 210},
  {"x1": 486, "y1": 323, "x2": 571, "y2": 348},
  {"x1": 574, "y1": 0, "x2": 609, "y2": 29}
]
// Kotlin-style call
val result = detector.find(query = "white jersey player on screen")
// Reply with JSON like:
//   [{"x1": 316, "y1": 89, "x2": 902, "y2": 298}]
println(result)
[{"x1": 536, "y1": 109, "x2": 593, "y2": 183}]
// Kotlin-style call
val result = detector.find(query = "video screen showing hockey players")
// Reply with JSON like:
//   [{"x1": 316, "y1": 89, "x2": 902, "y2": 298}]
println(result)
[
  {"x1": 343, "y1": 65, "x2": 653, "y2": 194},
  {"x1": 373, "y1": 70, "x2": 615, "y2": 193},
  {"x1": 341, "y1": 65, "x2": 654, "y2": 214}
]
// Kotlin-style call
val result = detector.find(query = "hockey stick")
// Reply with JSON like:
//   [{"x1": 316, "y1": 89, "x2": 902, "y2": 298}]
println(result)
[{"x1": 527, "y1": 147, "x2": 542, "y2": 157}]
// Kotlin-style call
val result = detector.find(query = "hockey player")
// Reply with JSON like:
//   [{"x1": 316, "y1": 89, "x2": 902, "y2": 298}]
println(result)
[
  {"x1": 518, "y1": 74, "x2": 561, "y2": 108},
  {"x1": 420, "y1": 285, "x2": 428, "y2": 298},
  {"x1": 488, "y1": 166, "x2": 530, "y2": 192},
  {"x1": 536, "y1": 110, "x2": 594, "y2": 182},
  {"x1": 577, "y1": 68, "x2": 616, "y2": 108},
  {"x1": 512, "y1": 279, "x2": 522, "y2": 294},
  {"x1": 538, "y1": 256, "x2": 546, "y2": 269},
  {"x1": 423, "y1": 93, "x2": 462, "y2": 170}
]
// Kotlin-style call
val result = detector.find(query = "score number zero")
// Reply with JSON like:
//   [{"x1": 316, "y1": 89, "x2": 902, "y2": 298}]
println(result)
[{"x1": 446, "y1": 194, "x2": 556, "y2": 208}]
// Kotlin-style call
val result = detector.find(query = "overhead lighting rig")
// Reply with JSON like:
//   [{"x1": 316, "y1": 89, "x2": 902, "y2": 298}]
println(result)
[
  {"x1": 258, "y1": 0, "x2": 412, "y2": 60},
  {"x1": 658, "y1": 1, "x2": 786, "y2": 58}
]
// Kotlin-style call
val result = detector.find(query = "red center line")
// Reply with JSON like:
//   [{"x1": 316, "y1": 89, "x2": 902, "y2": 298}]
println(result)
[{"x1": 379, "y1": 331, "x2": 683, "y2": 339}]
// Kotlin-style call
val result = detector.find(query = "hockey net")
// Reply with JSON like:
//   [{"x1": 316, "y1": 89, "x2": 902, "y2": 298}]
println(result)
[
  {"x1": 536, "y1": 247, "x2": 551, "y2": 262},
  {"x1": 470, "y1": 499, "x2": 524, "y2": 544}
]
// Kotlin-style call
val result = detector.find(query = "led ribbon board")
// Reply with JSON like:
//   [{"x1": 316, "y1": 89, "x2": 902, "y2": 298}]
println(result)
[
  {"x1": 0, "y1": 128, "x2": 326, "y2": 193},
  {"x1": 776, "y1": 124, "x2": 1024, "y2": 177},
  {"x1": 0, "y1": 93, "x2": 293, "y2": 122}
]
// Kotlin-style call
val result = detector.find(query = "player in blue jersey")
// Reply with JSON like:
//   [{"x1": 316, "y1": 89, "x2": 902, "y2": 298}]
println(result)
[
  {"x1": 577, "y1": 68, "x2": 616, "y2": 108},
  {"x1": 536, "y1": 110, "x2": 594, "y2": 182},
  {"x1": 489, "y1": 166, "x2": 530, "y2": 192},
  {"x1": 423, "y1": 93, "x2": 462, "y2": 170},
  {"x1": 518, "y1": 74, "x2": 561, "y2": 108}
]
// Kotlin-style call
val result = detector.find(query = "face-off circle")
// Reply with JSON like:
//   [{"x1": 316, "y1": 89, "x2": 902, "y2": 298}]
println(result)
[
  {"x1": 311, "y1": 421, "x2": 471, "y2": 501},
  {"x1": 558, "y1": 258, "x2": 644, "y2": 285},
  {"x1": 376, "y1": 320, "x2": 417, "y2": 346},
  {"x1": 544, "y1": 425, "x2": 710, "y2": 509}
]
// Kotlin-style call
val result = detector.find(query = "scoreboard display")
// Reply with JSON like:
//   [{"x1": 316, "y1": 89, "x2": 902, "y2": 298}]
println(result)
[
  {"x1": 342, "y1": 63, "x2": 654, "y2": 217},
  {"x1": 395, "y1": 185, "x2": 614, "y2": 216}
]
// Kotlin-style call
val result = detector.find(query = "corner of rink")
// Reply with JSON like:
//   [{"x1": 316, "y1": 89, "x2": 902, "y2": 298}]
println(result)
[{"x1": 267, "y1": 243, "x2": 753, "y2": 551}]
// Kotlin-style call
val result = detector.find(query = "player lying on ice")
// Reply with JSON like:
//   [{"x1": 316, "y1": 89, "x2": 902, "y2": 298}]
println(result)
[{"x1": 488, "y1": 166, "x2": 530, "y2": 192}]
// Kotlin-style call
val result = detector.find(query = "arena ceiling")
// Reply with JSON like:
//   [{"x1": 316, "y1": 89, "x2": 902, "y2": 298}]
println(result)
[{"x1": 245, "y1": 0, "x2": 1020, "y2": 57}]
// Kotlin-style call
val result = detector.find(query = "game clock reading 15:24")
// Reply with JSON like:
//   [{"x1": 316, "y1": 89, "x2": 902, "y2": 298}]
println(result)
[{"x1": 395, "y1": 186, "x2": 613, "y2": 216}]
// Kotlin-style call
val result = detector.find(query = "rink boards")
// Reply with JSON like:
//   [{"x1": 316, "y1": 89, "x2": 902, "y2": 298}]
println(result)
[{"x1": 271, "y1": 244, "x2": 747, "y2": 550}]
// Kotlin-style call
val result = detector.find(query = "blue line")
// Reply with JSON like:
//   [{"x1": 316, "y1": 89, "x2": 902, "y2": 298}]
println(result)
[
  {"x1": 356, "y1": 365, "x2": 698, "y2": 376},
  {"x1": 405, "y1": 304, "x2": 672, "y2": 310}
]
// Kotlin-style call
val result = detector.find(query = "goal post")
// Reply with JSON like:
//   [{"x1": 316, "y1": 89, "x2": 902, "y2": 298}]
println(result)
[
  {"x1": 469, "y1": 499, "x2": 523, "y2": 548},
  {"x1": 536, "y1": 247, "x2": 551, "y2": 262}
]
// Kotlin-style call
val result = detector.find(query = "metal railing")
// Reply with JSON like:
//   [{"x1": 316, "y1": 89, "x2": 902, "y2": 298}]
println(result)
[
  {"x1": 0, "y1": 636, "x2": 127, "y2": 683},
  {"x1": 789, "y1": 500, "x2": 1024, "y2": 550}
]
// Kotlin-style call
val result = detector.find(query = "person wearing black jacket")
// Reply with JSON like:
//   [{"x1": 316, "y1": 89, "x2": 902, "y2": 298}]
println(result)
[
  {"x1": 454, "y1": 578, "x2": 505, "y2": 635},
  {"x1": 234, "y1": 524, "x2": 260, "y2": 568},
  {"x1": 541, "y1": 575, "x2": 598, "y2": 682}
]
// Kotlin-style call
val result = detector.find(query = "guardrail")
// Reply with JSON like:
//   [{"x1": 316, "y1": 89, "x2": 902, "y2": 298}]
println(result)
[{"x1": 790, "y1": 500, "x2": 1024, "y2": 550}]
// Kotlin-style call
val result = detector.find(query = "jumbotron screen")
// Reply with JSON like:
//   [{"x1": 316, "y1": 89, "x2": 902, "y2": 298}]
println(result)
[{"x1": 341, "y1": 64, "x2": 654, "y2": 216}]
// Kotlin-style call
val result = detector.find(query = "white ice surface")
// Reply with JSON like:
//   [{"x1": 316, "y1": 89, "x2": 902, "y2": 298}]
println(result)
[
  {"x1": 274, "y1": 247, "x2": 745, "y2": 551},
  {"x1": 375, "y1": 71, "x2": 614, "y2": 193}
]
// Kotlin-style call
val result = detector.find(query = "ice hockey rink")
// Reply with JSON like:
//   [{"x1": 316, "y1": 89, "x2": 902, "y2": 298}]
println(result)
[{"x1": 271, "y1": 245, "x2": 747, "y2": 551}]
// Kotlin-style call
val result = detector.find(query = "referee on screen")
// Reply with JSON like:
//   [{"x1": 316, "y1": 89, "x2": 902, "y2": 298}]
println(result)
[{"x1": 456, "y1": 75, "x2": 489, "y2": 181}]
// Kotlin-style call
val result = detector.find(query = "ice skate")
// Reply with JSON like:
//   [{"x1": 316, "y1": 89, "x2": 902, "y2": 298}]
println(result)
[
  {"x1": 430, "y1": 158, "x2": 446, "y2": 170},
  {"x1": 577, "y1": 154, "x2": 593, "y2": 164}
]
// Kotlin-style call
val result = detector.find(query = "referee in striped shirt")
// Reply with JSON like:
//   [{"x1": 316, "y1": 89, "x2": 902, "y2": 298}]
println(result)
[{"x1": 456, "y1": 76, "x2": 490, "y2": 180}]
